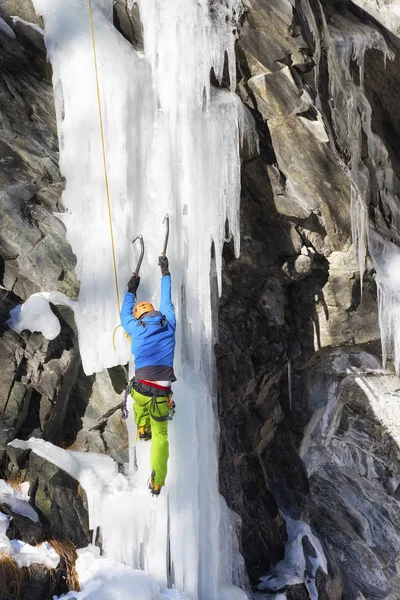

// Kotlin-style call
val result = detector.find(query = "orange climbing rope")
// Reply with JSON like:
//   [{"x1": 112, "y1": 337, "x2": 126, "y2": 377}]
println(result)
[{"x1": 88, "y1": 0, "x2": 122, "y2": 350}]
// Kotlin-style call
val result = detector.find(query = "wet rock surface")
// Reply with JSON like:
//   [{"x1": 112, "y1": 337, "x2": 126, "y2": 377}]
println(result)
[
  {"x1": 217, "y1": 0, "x2": 400, "y2": 598},
  {"x1": 0, "y1": 1, "x2": 400, "y2": 599}
]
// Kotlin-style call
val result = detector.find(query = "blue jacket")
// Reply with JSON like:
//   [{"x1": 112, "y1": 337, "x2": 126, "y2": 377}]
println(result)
[{"x1": 120, "y1": 275, "x2": 176, "y2": 381}]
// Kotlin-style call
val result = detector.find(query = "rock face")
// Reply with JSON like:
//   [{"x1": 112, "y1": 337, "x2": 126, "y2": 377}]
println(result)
[
  {"x1": 0, "y1": 12, "x2": 128, "y2": 596},
  {"x1": 217, "y1": 0, "x2": 400, "y2": 598},
  {"x1": 0, "y1": 1, "x2": 400, "y2": 599},
  {"x1": 300, "y1": 348, "x2": 400, "y2": 599}
]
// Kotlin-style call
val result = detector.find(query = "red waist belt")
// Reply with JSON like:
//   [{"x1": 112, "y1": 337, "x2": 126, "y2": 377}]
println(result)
[{"x1": 137, "y1": 379, "x2": 171, "y2": 392}]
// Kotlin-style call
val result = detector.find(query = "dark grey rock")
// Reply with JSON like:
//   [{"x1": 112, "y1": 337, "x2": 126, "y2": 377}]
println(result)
[
  {"x1": 113, "y1": 0, "x2": 143, "y2": 50},
  {"x1": 27, "y1": 453, "x2": 90, "y2": 547},
  {"x1": 11, "y1": 17, "x2": 46, "y2": 55},
  {"x1": 0, "y1": 0, "x2": 43, "y2": 29}
]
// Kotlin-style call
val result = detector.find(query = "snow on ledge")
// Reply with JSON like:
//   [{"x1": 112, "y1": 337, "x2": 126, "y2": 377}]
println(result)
[
  {"x1": 0, "y1": 511, "x2": 59, "y2": 569},
  {"x1": 10, "y1": 16, "x2": 44, "y2": 35},
  {"x1": 7, "y1": 292, "x2": 77, "y2": 340},
  {"x1": 0, "y1": 480, "x2": 39, "y2": 522},
  {"x1": 54, "y1": 545, "x2": 190, "y2": 599}
]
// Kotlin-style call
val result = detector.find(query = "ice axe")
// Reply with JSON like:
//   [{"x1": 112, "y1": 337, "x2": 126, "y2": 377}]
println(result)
[
  {"x1": 132, "y1": 234, "x2": 145, "y2": 276},
  {"x1": 161, "y1": 214, "x2": 169, "y2": 256}
]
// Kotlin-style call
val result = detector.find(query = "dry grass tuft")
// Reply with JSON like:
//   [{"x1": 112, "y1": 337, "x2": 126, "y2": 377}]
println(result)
[
  {"x1": 0, "y1": 554, "x2": 24, "y2": 600},
  {"x1": 48, "y1": 539, "x2": 80, "y2": 592},
  {"x1": 6, "y1": 472, "x2": 26, "y2": 490},
  {"x1": 65, "y1": 440, "x2": 81, "y2": 451}
]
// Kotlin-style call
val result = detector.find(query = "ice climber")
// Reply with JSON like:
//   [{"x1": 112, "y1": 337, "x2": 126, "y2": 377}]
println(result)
[{"x1": 120, "y1": 255, "x2": 176, "y2": 496}]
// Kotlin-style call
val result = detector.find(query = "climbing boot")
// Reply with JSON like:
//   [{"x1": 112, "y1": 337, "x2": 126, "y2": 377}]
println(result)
[
  {"x1": 148, "y1": 470, "x2": 163, "y2": 497},
  {"x1": 138, "y1": 425, "x2": 151, "y2": 441}
]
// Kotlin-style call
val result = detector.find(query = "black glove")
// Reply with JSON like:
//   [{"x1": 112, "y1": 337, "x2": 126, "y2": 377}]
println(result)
[
  {"x1": 158, "y1": 255, "x2": 170, "y2": 277},
  {"x1": 127, "y1": 273, "x2": 140, "y2": 293}
]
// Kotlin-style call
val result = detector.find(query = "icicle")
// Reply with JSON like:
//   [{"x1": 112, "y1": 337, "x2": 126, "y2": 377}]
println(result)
[
  {"x1": 320, "y1": 9, "x2": 398, "y2": 315},
  {"x1": 369, "y1": 230, "x2": 400, "y2": 374}
]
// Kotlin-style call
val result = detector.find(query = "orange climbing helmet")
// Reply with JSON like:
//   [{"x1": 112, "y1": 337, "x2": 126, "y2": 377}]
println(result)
[{"x1": 134, "y1": 301, "x2": 154, "y2": 320}]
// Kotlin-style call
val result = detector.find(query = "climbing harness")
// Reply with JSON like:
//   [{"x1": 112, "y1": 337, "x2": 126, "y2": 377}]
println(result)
[
  {"x1": 121, "y1": 378, "x2": 135, "y2": 420},
  {"x1": 121, "y1": 378, "x2": 176, "y2": 421}
]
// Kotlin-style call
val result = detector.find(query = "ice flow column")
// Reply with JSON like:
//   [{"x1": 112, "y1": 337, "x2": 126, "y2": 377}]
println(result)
[{"x1": 32, "y1": 0, "x2": 250, "y2": 597}]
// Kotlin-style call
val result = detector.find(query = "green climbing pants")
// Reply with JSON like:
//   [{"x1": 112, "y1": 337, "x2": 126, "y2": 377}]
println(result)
[{"x1": 131, "y1": 388, "x2": 170, "y2": 485}]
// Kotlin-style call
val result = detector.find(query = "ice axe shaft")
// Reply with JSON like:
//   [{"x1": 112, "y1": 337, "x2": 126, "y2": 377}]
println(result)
[
  {"x1": 132, "y1": 235, "x2": 144, "y2": 275},
  {"x1": 161, "y1": 214, "x2": 169, "y2": 256}
]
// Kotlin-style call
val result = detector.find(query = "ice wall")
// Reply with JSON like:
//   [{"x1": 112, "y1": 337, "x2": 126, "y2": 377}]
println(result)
[
  {"x1": 31, "y1": 0, "x2": 152, "y2": 375},
  {"x1": 29, "y1": 0, "x2": 254, "y2": 598}
]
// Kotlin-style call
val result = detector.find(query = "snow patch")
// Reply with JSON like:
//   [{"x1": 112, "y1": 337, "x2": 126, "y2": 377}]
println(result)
[
  {"x1": 258, "y1": 517, "x2": 327, "y2": 600},
  {"x1": 54, "y1": 545, "x2": 187, "y2": 600},
  {"x1": 7, "y1": 292, "x2": 77, "y2": 340},
  {"x1": 10, "y1": 16, "x2": 44, "y2": 35},
  {"x1": 0, "y1": 511, "x2": 59, "y2": 569},
  {"x1": 0, "y1": 480, "x2": 39, "y2": 522}
]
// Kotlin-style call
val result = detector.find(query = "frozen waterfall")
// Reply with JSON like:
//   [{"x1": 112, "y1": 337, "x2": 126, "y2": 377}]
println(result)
[{"x1": 15, "y1": 0, "x2": 256, "y2": 598}]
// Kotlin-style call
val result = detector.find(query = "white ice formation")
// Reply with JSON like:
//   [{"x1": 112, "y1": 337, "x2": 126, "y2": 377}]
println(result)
[
  {"x1": 26, "y1": 0, "x2": 256, "y2": 378},
  {"x1": 320, "y1": 12, "x2": 393, "y2": 287},
  {"x1": 258, "y1": 517, "x2": 328, "y2": 600},
  {"x1": 305, "y1": 6, "x2": 400, "y2": 373},
  {"x1": 10, "y1": 437, "x2": 246, "y2": 599},
  {"x1": 369, "y1": 230, "x2": 400, "y2": 373},
  {"x1": 0, "y1": 482, "x2": 59, "y2": 569},
  {"x1": 0, "y1": 479, "x2": 39, "y2": 522},
  {"x1": 7, "y1": 292, "x2": 77, "y2": 340},
  {"x1": 351, "y1": 0, "x2": 400, "y2": 36},
  {"x1": 8, "y1": 0, "x2": 255, "y2": 597},
  {"x1": 53, "y1": 545, "x2": 190, "y2": 600}
]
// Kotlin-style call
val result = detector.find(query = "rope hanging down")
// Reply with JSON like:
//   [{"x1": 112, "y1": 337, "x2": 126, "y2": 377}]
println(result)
[{"x1": 88, "y1": 0, "x2": 121, "y2": 346}]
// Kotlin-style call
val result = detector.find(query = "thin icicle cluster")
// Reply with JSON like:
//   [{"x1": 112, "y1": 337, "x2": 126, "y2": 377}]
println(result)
[
  {"x1": 322, "y1": 13, "x2": 393, "y2": 288},
  {"x1": 369, "y1": 231, "x2": 400, "y2": 374},
  {"x1": 0, "y1": 478, "x2": 59, "y2": 569},
  {"x1": 316, "y1": 10, "x2": 400, "y2": 373}
]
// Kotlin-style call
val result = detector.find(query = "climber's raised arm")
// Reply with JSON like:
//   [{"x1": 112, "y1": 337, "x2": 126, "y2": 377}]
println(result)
[
  {"x1": 159, "y1": 256, "x2": 176, "y2": 329},
  {"x1": 120, "y1": 274, "x2": 140, "y2": 336}
]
